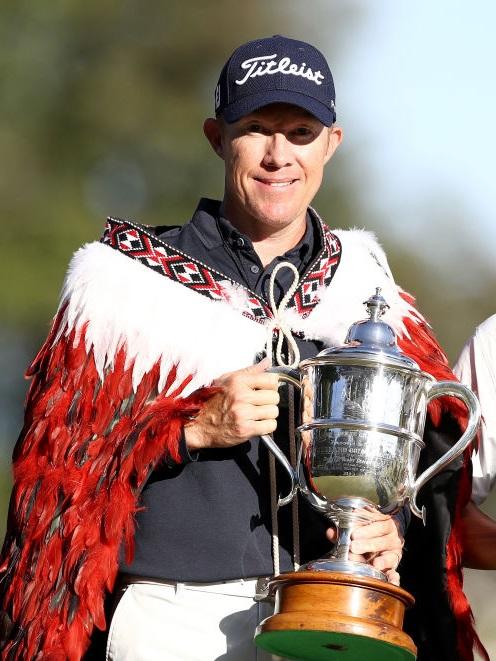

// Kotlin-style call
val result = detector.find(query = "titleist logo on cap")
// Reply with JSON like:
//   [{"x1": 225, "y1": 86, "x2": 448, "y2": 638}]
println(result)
[{"x1": 235, "y1": 54, "x2": 325, "y2": 86}]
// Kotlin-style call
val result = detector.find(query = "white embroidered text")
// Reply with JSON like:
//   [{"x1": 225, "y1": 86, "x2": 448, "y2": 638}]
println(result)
[{"x1": 235, "y1": 54, "x2": 325, "y2": 86}]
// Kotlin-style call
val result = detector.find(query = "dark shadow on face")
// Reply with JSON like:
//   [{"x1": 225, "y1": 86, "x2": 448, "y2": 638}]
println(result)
[{"x1": 224, "y1": 103, "x2": 325, "y2": 146}]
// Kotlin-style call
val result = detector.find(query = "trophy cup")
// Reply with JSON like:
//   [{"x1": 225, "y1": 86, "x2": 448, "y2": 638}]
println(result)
[{"x1": 256, "y1": 289, "x2": 480, "y2": 661}]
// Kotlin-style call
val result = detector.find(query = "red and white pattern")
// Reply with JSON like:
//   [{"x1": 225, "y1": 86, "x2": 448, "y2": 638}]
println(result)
[{"x1": 291, "y1": 233, "x2": 341, "y2": 316}]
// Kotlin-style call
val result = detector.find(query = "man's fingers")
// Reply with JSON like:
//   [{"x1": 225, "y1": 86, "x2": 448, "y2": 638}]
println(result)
[
  {"x1": 246, "y1": 389, "x2": 280, "y2": 406},
  {"x1": 351, "y1": 516, "x2": 398, "y2": 540},
  {"x1": 214, "y1": 359, "x2": 277, "y2": 387},
  {"x1": 346, "y1": 551, "x2": 367, "y2": 564},
  {"x1": 352, "y1": 520, "x2": 390, "y2": 539},
  {"x1": 252, "y1": 419, "x2": 278, "y2": 436},
  {"x1": 241, "y1": 360, "x2": 282, "y2": 389},
  {"x1": 385, "y1": 569, "x2": 400, "y2": 586},
  {"x1": 351, "y1": 532, "x2": 402, "y2": 556},
  {"x1": 326, "y1": 527, "x2": 337, "y2": 543},
  {"x1": 242, "y1": 358, "x2": 271, "y2": 373},
  {"x1": 350, "y1": 515, "x2": 403, "y2": 556},
  {"x1": 250, "y1": 404, "x2": 279, "y2": 421},
  {"x1": 325, "y1": 526, "x2": 402, "y2": 586},
  {"x1": 242, "y1": 372, "x2": 280, "y2": 390},
  {"x1": 370, "y1": 550, "x2": 402, "y2": 573}
]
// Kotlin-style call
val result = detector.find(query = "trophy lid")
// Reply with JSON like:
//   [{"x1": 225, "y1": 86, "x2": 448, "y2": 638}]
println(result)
[{"x1": 310, "y1": 288, "x2": 420, "y2": 371}]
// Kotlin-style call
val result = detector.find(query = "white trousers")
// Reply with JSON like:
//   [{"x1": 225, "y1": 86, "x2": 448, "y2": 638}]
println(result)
[{"x1": 106, "y1": 579, "x2": 285, "y2": 661}]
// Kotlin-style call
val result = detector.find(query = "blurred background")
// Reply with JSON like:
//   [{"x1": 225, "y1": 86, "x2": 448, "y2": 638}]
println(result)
[{"x1": 1, "y1": 0, "x2": 495, "y2": 656}]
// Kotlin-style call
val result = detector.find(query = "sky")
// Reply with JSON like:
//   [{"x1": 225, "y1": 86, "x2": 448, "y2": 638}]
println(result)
[{"x1": 336, "y1": 1, "x2": 496, "y2": 253}]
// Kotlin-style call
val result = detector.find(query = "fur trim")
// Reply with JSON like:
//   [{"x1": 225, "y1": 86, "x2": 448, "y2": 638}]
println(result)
[
  {"x1": 55, "y1": 242, "x2": 267, "y2": 397},
  {"x1": 284, "y1": 228, "x2": 420, "y2": 345}
]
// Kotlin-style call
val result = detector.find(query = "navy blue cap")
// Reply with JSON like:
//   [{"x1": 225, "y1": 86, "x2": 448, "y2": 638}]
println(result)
[{"x1": 214, "y1": 35, "x2": 336, "y2": 126}]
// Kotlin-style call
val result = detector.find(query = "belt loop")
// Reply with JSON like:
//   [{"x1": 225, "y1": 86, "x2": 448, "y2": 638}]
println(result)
[{"x1": 175, "y1": 581, "x2": 184, "y2": 595}]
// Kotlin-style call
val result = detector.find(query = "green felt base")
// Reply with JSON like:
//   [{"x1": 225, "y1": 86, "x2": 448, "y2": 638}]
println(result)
[{"x1": 255, "y1": 630, "x2": 416, "y2": 661}]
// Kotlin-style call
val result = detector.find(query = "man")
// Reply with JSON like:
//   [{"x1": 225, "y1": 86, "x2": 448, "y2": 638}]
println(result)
[
  {"x1": 454, "y1": 316, "x2": 496, "y2": 569},
  {"x1": 0, "y1": 35, "x2": 485, "y2": 660}
]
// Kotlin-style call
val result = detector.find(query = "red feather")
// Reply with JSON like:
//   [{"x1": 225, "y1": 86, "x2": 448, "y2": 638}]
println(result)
[{"x1": 0, "y1": 313, "x2": 214, "y2": 660}]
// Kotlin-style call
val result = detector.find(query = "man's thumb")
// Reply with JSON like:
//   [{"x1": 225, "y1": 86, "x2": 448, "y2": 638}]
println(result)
[{"x1": 244, "y1": 357, "x2": 271, "y2": 373}]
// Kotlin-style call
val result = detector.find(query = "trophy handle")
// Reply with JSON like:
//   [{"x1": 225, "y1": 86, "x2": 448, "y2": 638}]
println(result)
[
  {"x1": 260, "y1": 367, "x2": 302, "y2": 507},
  {"x1": 260, "y1": 434, "x2": 299, "y2": 506},
  {"x1": 267, "y1": 366, "x2": 301, "y2": 390},
  {"x1": 293, "y1": 440, "x2": 329, "y2": 513},
  {"x1": 410, "y1": 381, "x2": 481, "y2": 523}
]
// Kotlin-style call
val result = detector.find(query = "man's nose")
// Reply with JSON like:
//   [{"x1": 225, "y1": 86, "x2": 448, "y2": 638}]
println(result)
[{"x1": 262, "y1": 133, "x2": 293, "y2": 168}]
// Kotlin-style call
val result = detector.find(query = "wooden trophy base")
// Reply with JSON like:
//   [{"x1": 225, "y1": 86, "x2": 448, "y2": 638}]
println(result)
[{"x1": 254, "y1": 571, "x2": 416, "y2": 661}]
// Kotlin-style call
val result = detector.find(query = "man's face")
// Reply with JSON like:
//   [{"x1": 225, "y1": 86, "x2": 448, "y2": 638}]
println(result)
[{"x1": 204, "y1": 103, "x2": 342, "y2": 237}]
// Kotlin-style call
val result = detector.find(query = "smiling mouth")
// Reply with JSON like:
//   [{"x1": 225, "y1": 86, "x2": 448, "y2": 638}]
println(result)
[{"x1": 254, "y1": 178, "x2": 298, "y2": 188}]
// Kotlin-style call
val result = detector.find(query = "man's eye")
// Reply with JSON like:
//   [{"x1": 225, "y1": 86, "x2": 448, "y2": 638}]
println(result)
[
  {"x1": 247, "y1": 123, "x2": 264, "y2": 133},
  {"x1": 293, "y1": 127, "x2": 312, "y2": 137},
  {"x1": 289, "y1": 126, "x2": 317, "y2": 144}
]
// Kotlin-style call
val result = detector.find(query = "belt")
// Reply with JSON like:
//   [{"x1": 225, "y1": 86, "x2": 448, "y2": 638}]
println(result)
[{"x1": 119, "y1": 574, "x2": 272, "y2": 600}]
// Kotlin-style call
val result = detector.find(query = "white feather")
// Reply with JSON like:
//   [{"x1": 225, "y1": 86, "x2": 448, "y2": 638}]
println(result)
[{"x1": 282, "y1": 228, "x2": 420, "y2": 346}]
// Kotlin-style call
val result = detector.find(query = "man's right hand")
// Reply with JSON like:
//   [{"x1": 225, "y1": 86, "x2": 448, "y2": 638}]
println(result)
[{"x1": 184, "y1": 359, "x2": 280, "y2": 450}]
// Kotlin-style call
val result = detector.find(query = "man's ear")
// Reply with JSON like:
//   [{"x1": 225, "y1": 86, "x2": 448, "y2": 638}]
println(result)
[
  {"x1": 203, "y1": 117, "x2": 225, "y2": 159},
  {"x1": 324, "y1": 125, "x2": 343, "y2": 165}
]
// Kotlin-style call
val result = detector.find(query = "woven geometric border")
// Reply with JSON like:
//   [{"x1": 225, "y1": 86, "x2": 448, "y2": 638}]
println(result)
[{"x1": 101, "y1": 214, "x2": 341, "y2": 324}]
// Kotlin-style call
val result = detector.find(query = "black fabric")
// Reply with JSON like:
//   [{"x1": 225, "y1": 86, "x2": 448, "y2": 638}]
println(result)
[
  {"x1": 401, "y1": 413, "x2": 464, "y2": 661},
  {"x1": 121, "y1": 199, "x2": 331, "y2": 581}
]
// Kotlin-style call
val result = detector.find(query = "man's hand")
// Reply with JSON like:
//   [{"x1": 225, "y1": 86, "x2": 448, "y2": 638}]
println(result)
[
  {"x1": 326, "y1": 508, "x2": 404, "y2": 585},
  {"x1": 184, "y1": 359, "x2": 280, "y2": 450}
]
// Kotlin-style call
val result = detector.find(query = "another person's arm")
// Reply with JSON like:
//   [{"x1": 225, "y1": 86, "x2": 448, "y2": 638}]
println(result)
[
  {"x1": 460, "y1": 501, "x2": 496, "y2": 569},
  {"x1": 454, "y1": 315, "x2": 496, "y2": 568},
  {"x1": 454, "y1": 317, "x2": 496, "y2": 505}
]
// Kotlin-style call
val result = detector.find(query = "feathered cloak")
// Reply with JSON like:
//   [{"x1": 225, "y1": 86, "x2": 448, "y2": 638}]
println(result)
[{"x1": 0, "y1": 218, "x2": 486, "y2": 660}]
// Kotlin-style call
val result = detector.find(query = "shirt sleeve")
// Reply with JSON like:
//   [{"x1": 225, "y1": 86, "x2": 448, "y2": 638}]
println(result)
[
  {"x1": 453, "y1": 315, "x2": 496, "y2": 504},
  {"x1": 394, "y1": 505, "x2": 411, "y2": 538}
]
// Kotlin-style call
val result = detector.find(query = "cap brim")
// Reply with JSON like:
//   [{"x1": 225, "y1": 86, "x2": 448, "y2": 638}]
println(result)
[{"x1": 220, "y1": 90, "x2": 335, "y2": 126}]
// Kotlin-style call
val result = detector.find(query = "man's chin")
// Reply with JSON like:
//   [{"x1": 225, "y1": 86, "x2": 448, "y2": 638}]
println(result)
[{"x1": 248, "y1": 203, "x2": 304, "y2": 229}]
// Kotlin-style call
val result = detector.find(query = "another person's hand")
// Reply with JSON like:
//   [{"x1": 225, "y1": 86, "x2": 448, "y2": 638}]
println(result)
[
  {"x1": 184, "y1": 359, "x2": 280, "y2": 450},
  {"x1": 326, "y1": 508, "x2": 404, "y2": 585}
]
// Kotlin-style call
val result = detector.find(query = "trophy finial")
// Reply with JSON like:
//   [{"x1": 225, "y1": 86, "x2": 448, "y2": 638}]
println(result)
[
  {"x1": 316, "y1": 287, "x2": 419, "y2": 368},
  {"x1": 344, "y1": 288, "x2": 395, "y2": 348},
  {"x1": 364, "y1": 287, "x2": 390, "y2": 323}
]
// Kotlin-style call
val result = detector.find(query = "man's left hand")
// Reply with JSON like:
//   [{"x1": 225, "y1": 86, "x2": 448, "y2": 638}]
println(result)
[{"x1": 325, "y1": 509, "x2": 404, "y2": 585}]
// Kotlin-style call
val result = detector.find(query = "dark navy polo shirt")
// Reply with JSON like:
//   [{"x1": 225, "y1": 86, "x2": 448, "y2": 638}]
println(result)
[{"x1": 121, "y1": 199, "x2": 333, "y2": 582}]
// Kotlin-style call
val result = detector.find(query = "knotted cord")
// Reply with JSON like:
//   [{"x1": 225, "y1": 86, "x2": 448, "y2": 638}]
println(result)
[
  {"x1": 266, "y1": 262, "x2": 301, "y2": 575},
  {"x1": 265, "y1": 262, "x2": 301, "y2": 369}
]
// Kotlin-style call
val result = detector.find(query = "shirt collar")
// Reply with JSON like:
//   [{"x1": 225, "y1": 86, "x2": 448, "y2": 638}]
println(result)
[
  {"x1": 190, "y1": 197, "x2": 320, "y2": 260},
  {"x1": 189, "y1": 198, "x2": 225, "y2": 249}
]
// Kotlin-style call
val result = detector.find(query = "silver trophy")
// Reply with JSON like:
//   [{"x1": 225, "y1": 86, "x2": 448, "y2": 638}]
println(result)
[{"x1": 261, "y1": 289, "x2": 480, "y2": 581}]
